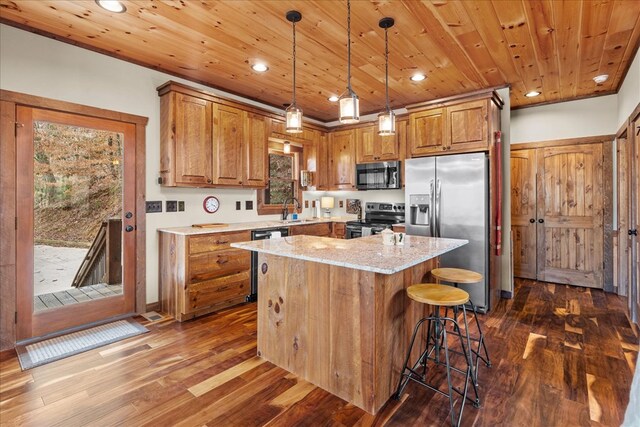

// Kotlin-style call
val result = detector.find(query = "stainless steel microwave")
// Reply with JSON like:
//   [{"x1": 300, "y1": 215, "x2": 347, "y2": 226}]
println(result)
[{"x1": 355, "y1": 161, "x2": 401, "y2": 190}]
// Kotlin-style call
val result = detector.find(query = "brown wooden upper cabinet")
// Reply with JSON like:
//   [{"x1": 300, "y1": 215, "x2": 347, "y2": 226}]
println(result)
[
  {"x1": 330, "y1": 129, "x2": 356, "y2": 190},
  {"x1": 408, "y1": 95, "x2": 499, "y2": 158},
  {"x1": 356, "y1": 124, "x2": 401, "y2": 163},
  {"x1": 158, "y1": 81, "x2": 268, "y2": 188}
]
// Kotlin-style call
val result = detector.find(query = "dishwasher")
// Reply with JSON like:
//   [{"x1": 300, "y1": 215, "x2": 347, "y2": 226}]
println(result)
[{"x1": 247, "y1": 227, "x2": 289, "y2": 302}]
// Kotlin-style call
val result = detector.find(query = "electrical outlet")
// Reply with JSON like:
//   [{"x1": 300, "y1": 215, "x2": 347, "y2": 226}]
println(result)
[
  {"x1": 166, "y1": 200, "x2": 177, "y2": 212},
  {"x1": 304, "y1": 200, "x2": 309, "y2": 208},
  {"x1": 245, "y1": 201, "x2": 253, "y2": 210},
  {"x1": 145, "y1": 201, "x2": 162, "y2": 213},
  {"x1": 339, "y1": 200, "x2": 344, "y2": 208},
  {"x1": 312, "y1": 200, "x2": 316, "y2": 208},
  {"x1": 236, "y1": 201, "x2": 241, "y2": 210},
  {"x1": 178, "y1": 201, "x2": 185, "y2": 212}
]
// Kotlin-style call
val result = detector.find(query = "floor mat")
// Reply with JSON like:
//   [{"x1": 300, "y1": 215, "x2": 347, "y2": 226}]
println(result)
[{"x1": 16, "y1": 319, "x2": 148, "y2": 370}]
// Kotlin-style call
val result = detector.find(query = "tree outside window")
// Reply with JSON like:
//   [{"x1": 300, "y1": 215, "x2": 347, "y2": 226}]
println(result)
[{"x1": 265, "y1": 153, "x2": 294, "y2": 204}]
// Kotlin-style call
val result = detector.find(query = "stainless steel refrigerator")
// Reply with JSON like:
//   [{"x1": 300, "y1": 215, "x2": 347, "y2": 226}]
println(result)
[{"x1": 405, "y1": 152, "x2": 490, "y2": 311}]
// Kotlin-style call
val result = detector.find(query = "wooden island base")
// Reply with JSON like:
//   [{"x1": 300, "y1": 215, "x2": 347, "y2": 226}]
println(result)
[{"x1": 256, "y1": 253, "x2": 438, "y2": 414}]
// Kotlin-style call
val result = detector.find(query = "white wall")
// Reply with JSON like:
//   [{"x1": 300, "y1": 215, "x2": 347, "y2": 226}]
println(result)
[
  {"x1": 0, "y1": 24, "x2": 402, "y2": 304},
  {"x1": 618, "y1": 48, "x2": 640, "y2": 128},
  {"x1": 510, "y1": 95, "x2": 618, "y2": 143}
]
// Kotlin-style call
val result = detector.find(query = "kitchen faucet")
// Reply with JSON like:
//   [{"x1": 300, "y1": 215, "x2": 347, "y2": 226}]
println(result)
[{"x1": 282, "y1": 197, "x2": 301, "y2": 220}]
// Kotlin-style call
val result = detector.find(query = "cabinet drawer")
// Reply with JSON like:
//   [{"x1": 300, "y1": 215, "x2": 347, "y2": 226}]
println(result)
[
  {"x1": 289, "y1": 222, "x2": 332, "y2": 237},
  {"x1": 189, "y1": 230, "x2": 251, "y2": 254},
  {"x1": 186, "y1": 271, "x2": 250, "y2": 312},
  {"x1": 188, "y1": 249, "x2": 250, "y2": 283}
]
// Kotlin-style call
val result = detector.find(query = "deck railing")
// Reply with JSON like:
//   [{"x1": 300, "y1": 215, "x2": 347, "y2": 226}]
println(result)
[{"x1": 71, "y1": 218, "x2": 121, "y2": 288}]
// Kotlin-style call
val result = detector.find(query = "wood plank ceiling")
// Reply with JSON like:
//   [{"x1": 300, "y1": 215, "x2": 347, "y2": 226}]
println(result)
[{"x1": 1, "y1": 0, "x2": 639, "y2": 122}]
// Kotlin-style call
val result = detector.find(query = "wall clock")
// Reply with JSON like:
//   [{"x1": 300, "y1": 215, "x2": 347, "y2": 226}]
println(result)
[{"x1": 203, "y1": 196, "x2": 220, "y2": 214}]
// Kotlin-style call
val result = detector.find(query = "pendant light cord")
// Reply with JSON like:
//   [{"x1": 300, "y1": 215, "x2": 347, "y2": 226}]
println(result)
[
  {"x1": 292, "y1": 19, "x2": 297, "y2": 105},
  {"x1": 384, "y1": 26, "x2": 389, "y2": 111},
  {"x1": 346, "y1": 0, "x2": 352, "y2": 92}
]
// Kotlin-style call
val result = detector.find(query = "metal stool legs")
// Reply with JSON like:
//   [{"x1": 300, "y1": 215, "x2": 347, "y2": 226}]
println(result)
[{"x1": 394, "y1": 308, "x2": 480, "y2": 427}]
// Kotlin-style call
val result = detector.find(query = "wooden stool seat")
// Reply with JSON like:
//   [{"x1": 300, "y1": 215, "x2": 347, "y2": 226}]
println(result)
[
  {"x1": 431, "y1": 268, "x2": 482, "y2": 284},
  {"x1": 407, "y1": 284, "x2": 470, "y2": 307}
]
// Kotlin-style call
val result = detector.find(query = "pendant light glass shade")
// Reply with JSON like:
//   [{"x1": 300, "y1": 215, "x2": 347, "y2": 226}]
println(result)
[
  {"x1": 378, "y1": 109, "x2": 395, "y2": 136},
  {"x1": 285, "y1": 104, "x2": 303, "y2": 133},
  {"x1": 339, "y1": 90, "x2": 360, "y2": 124},
  {"x1": 283, "y1": 141, "x2": 291, "y2": 153},
  {"x1": 286, "y1": 11, "x2": 303, "y2": 134},
  {"x1": 378, "y1": 17, "x2": 395, "y2": 136},
  {"x1": 339, "y1": 0, "x2": 359, "y2": 124}
]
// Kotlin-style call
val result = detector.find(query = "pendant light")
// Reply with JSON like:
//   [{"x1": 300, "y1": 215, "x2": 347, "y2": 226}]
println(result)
[
  {"x1": 285, "y1": 10, "x2": 303, "y2": 133},
  {"x1": 378, "y1": 17, "x2": 395, "y2": 136},
  {"x1": 339, "y1": 0, "x2": 359, "y2": 124}
]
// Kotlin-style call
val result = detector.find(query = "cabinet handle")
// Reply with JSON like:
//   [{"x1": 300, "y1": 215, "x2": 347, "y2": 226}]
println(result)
[
  {"x1": 538, "y1": 219, "x2": 544, "y2": 224},
  {"x1": 217, "y1": 257, "x2": 229, "y2": 265},
  {"x1": 207, "y1": 178, "x2": 212, "y2": 184},
  {"x1": 529, "y1": 218, "x2": 535, "y2": 223},
  {"x1": 215, "y1": 240, "x2": 229, "y2": 245},
  {"x1": 239, "y1": 181, "x2": 243, "y2": 184}
]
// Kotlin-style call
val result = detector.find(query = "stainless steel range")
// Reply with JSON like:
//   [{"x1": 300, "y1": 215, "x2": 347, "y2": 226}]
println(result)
[{"x1": 345, "y1": 202, "x2": 405, "y2": 239}]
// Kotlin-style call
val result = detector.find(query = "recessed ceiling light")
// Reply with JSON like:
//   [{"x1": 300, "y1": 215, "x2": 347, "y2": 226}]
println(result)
[
  {"x1": 525, "y1": 91, "x2": 541, "y2": 97},
  {"x1": 251, "y1": 63, "x2": 269, "y2": 72},
  {"x1": 410, "y1": 73, "x2": 426, "y2": 82},
  {"x1": 593, "y1": 74, "x2": 609, "y2": 84},
  {"x1": 95, "y1": 0, "x2": 126, "y2": 13},
  {"x1": 328, "y1": 95, "x2": 339, "y2": 102}
]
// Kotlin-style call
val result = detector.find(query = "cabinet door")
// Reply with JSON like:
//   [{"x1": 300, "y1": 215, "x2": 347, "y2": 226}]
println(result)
[
  {"x1": 331, "y1": 130, "x2": 356, "y2": 190},
  {"x1": 289, "y1": 222, "x2": 332, "y2": 237},
  {"x1": 510, "y1": 149, "x2": 537, "y2": 279},
  {"x1": 244, "y1": 112, "x2": 268, "y2": 187},
  {"x1": 174, "y1": 93, "x2": 213, "y2": 185},
  {"x1": 378, "y1": 130, "x2": 401, "y2": 161},
  {"x1": 316, "y1": 133, "x2": 330, "y2": 190},
  {"x1": 537, "y1": 144, "x2": 604, "y2": 288},
  {"x1": 356, "y1": 126, "x2": 376, "y2": 163},
  {"x1": 212, "y1": 104, "x2": 244, "y2": 186},
  {"x1": 447, "y1": 100, "x2": 488, "y2": 151},
  {"x1": 409, "y1": 108, "x2": 446, "y2": 157}
]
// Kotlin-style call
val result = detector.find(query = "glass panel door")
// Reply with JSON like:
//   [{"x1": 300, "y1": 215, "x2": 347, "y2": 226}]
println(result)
[{"x1": 16, "y1": 107, "x2": 137, "y2": 340}]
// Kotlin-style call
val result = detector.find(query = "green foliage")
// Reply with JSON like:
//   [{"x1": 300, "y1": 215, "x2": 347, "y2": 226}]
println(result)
[{"x1": 266, "y1": 153, "x2": 294, "y2": 204}]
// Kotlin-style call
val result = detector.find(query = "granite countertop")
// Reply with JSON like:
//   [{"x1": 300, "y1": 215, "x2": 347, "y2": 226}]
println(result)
[
  {"x1": 231, "y1": 235, "x2": 468, "y2": 275},
  {"x1": 158, "y1": 216, "x2": 354, "y2": 236}
]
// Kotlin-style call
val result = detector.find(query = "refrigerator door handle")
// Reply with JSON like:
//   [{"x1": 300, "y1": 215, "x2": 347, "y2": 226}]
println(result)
[
  {"x1": 435, "y1": 179, "x2": 442, "y2": 237},
  {"x1": 430, "y1": 179, "x2": 435, "y2": 236}
]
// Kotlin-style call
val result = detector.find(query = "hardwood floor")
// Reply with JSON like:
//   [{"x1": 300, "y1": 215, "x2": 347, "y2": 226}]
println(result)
[{"x1": 0, "y1": 279, "x2": 637, "y2": 426}]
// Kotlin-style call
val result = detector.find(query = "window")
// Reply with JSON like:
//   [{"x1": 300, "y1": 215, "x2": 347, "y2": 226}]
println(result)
[
  {"x1": 257, "y1": 146, "x2": 300, "y2": 215},
  {"x1": 265, "y1": 153, "x2": 295, "y2": 204}
]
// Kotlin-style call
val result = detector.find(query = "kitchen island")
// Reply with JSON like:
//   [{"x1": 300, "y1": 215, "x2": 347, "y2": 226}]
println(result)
[{"x1": 231, "y1": 234, "x2": 467, "y2": 414}]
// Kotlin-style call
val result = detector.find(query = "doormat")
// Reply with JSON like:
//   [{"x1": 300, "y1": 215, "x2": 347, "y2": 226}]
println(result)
[{"x1": 16, "y1": 319, "x2": 148, "y2": 370}]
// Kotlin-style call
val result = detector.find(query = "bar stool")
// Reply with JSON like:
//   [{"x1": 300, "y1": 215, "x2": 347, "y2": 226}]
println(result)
[
  {"x1": 430, "y1": 268, "x2": 491, "y2": 385},
  {"x1": 394, "y1": 284, "x2": 480, "y2": 427}
]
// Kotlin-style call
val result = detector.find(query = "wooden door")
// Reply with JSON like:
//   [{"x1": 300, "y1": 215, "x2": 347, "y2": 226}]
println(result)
[
  {"x1": 510, "y1": 149, "x2": 537, "y2": 279},
  {"x1": 330, "y1": 130, "x2": 356, "y2": 190},
  {"x1": 356, "y1": 126, "x2": 376, "y2": 163},
  {"x1": 537, "y1": 144, "x2": 604, "y2": 288},
  {"x1": 212, "y1": 104, "x2": 243, "y2": 186},
  {"x1": 243, "y1": 112, "x2": 267, "y2": 188},
  {"x1": 174, "y1": 93, "x2": 213, "y2": 186},
  {"x1": 631, "y1": 114, "x2": 640, "y2": 322},
  {"x1": 409, "y1": 108, "x2": 446, "y2": 157},
  {"x1": 16, "y1": 107, "x2": 137, "y2": 339},
  {"x1": 447, "y1": 99, "x2": 488, "y2": 151}
]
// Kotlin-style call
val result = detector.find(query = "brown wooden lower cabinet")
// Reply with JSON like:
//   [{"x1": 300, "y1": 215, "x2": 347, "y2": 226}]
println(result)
[
  {"x1": 288, "y1": 222, "x2": 332, "y2": 237},
  {"x1": 511, "y1": 143, "x2": 604, "y2": 288},
  {"x1": 159, "y1": 230, "x2": 251, "y2": 321},
  {"x1": 332, "y1": 222, "x2": 346, "y2": 239}
]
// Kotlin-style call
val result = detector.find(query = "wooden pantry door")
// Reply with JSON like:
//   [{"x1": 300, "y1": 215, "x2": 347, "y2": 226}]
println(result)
[
  {"x1": 536, "y1": 144, "x2": 604, "y2": 288},
  {"x1": 510, "y1": 149, "x2": 537, "y2": 279}
]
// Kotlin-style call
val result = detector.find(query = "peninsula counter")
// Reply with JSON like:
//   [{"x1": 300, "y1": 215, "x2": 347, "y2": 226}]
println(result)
[{"x1": 231, "y1": 234, "x2": 467, "y2": 414}]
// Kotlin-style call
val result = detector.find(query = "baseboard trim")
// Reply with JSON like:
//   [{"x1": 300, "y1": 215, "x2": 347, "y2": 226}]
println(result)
[
  {"x1": 501, "y1": 290, "x2": 513, "y2": 299},
  {"x1": 145, "y1": 302, "x2": 161, "y2": 313}
]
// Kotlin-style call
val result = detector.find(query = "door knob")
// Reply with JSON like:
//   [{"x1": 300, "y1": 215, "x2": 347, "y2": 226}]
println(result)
[
  {"x1": 538, "y1": 219, "x2": 544, "y2": 224},
  {"x1": 529, "y1": 218, "x2": 535, "y2": 223},
  {"x1": 125, "y1": 225, "x2": 134, "y2": 232}
]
